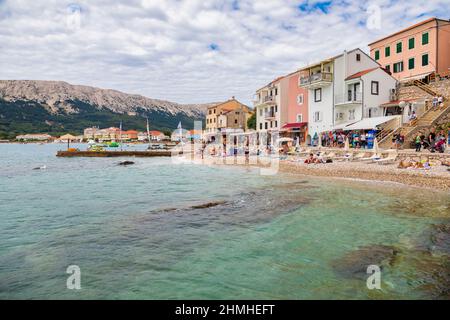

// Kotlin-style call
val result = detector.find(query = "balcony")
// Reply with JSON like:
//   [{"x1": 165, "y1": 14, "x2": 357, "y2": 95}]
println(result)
[
  {"x1": 299, "y1": 72, "x2": 333, "y2": 89},
  {"x1": 254, "y1": 95, "x2": 276, "y2": 107},
  {"x1": 335, "y1": 92, "x2": 362, "y2": 105},
  {"x1": 265, "y1": 111, "x2": 276, "y2": 120}
]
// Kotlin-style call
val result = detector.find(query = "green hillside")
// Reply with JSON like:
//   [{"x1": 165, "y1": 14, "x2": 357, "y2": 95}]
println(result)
[{"x1": 0, "y1": 98, "x2": 204, "y2": 139}]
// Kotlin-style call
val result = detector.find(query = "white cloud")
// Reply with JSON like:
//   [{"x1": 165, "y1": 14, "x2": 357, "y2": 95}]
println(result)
[{"x1": 0, "y1": 0, "x2": 448, "y2": 105}]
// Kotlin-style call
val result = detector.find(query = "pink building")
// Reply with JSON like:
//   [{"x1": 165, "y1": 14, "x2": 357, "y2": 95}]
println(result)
[
  {"x1": 280, "y1": 70, "x2": 309, "y2": 143},
  {"x1": 369, "y1": 17, "x2": 450, "y2": 82}
]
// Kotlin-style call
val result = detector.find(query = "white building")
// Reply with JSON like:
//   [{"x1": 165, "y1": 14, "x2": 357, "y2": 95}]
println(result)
[{"x1": 299, "y1": 48, "x2": 398, "y2": 142}]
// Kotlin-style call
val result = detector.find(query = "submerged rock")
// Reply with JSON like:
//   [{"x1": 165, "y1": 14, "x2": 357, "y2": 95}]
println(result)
[
  {"x1": 190, "y1": 201, "x2": 227, "y2": 209},
  {"x1": 429, "y1": 224, "x2": 450, "y2": 255},
  {"x1": 331, "y1": 245, "x2": 399, "y2": 279},
  {"x1": 118, "y1": 161, "x2": 135, "y2": 166}
]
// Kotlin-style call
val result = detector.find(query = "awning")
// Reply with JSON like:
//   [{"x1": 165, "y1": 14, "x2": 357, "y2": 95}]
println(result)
[
  {"x1": 343, "y1": 116, "x2": 401, "y2": 130},
  {"x1": 281, "y1": 122, "x2": 307, "y2": 130},
  {"x1": 332, "y1": 121, "x2": 358, "y2": 130}
]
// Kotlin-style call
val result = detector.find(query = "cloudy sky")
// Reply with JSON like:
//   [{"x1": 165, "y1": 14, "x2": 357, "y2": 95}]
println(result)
[{"x1": 0, "y1": 0, "x2": 448, "y2": 105}]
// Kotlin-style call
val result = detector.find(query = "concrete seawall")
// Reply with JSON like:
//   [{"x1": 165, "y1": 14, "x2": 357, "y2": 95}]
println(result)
[{"x1": 56, "y1": 150, "x2": 174, "y2": 157}]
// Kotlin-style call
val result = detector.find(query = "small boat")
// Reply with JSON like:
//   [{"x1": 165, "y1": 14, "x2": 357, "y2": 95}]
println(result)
[{"x1": 108, "y1": 142, "x2": 120, "y2": 148}]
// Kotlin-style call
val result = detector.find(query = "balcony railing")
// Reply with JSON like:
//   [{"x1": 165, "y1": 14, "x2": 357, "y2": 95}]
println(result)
[
  {"x1": 335, "y1": 92, "x2": 362, "y2": 104},
  {"x1": 265, "y1": 111, "x2": 276, "y2": 119},
  {"x1": 299, "y1": 72, "x2": 333, "y2": 87}
]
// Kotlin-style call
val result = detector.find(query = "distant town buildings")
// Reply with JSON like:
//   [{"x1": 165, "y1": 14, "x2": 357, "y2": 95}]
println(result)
[
  {"x1": 16, "y1": 134, "x2": 53, "y2": 141},
  {"x1": 205, "y1": 97, "x2": 253, "y2": 134}
]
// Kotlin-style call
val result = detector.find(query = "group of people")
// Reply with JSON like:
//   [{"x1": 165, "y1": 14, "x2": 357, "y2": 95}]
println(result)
[
  {"x1": 431, "y1": 96, "x2": 445, "y2": 108},
  {"x1": 316, "y1": 131, "x2": 370, "y2": 149},
  {"x1": 414, "y1": 128, "x2": 448, "y2": 153}
]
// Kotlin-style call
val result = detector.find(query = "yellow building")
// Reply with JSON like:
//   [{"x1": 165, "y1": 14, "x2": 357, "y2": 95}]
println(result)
[{"x1": 205, "y1": 97, "x2": 253, "y2": 134}]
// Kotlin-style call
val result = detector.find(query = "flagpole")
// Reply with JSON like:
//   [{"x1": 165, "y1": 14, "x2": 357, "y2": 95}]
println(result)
[{"x1": 146, "y1": 117, "x2": 151, "y2": 148}]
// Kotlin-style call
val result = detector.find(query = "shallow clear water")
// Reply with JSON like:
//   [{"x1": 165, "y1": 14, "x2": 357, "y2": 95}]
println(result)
[{"x1": 0, "y1": 143, "x2": 449, "y2": 299}]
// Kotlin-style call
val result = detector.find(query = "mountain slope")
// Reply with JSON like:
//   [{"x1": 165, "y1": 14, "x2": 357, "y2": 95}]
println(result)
[{"x1": 0, "y1": 80, "x2": 214, "y2": 139}]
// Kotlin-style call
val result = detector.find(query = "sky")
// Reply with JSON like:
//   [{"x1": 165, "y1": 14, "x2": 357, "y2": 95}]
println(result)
[{"x1": 0, "y1": 0, "x2": 448, "y2": 105}]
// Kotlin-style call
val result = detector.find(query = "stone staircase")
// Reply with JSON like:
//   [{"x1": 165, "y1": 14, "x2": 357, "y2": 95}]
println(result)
[{"x1": 378, "y1": 103, "x2": 450, "y2": 149}]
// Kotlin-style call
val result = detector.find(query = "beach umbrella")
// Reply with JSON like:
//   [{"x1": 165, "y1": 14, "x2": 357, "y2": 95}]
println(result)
[
  {"x1": 373, "y1": 137, "x2": 379, "y2": 154},
  {"x1": 344, "y1": 137, "x2": 350, "y2": 152}
]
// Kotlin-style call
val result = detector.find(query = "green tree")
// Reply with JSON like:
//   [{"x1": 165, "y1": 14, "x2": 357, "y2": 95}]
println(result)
[{"x1": 247, "y1": 112, "x2": 256, "y2": 130}]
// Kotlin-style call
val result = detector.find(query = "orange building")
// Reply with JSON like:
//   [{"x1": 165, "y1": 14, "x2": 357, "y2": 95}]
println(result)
[
  {"x1": 369, "y1": 17, "x2": 450, "y2": 82},
  {"x1": 205, "y1": 97, "x2": 252, "y2": 133}
]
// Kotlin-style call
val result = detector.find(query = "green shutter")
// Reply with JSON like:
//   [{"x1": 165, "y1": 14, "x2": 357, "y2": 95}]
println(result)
[
  {"x1": 422, "y1": 54, "x2": 429, "y2": 66},
  {"x1": 408, "y1": 58, "x2": 415, "y2": 70},
  {"x1": 375, "y1": 50, "x2": 380, "y2": 60},
  {"x1": 396, "y1": 42, "x2": 402, "y2": 53},
  {"x1": 408, "y1": 38, "x2": 415, "y2": 49},
  {"x1": 422, "y1": 32, "x2": 429, "y2": 45},
  {"x1": 385, "y1": 46, "x2": 390, "y2": 57}
]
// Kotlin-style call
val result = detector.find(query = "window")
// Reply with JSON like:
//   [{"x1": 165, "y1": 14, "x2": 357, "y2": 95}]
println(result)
[
  {"x1": 349, "y1": 109, "x2": 356, "y2": 120},
  {"x1": 259, "y1": 109, "x2": 263, "y2": 116},
  {"x1": 234, "y1": 119, "x2": 238, "y2": 124},
  {"x1": 385, "y1": 46, "x2": 390, "y2": 57},
  {"x1": 356, "y1": 53, "x2": 361, "y2": 61},
  {"x1": 371, "y1": 81, "x2": 379, "y2": 95},
  {"x1": 422, "y1": 54, "x2": 429, "y2": 66},
  {"x1": 264, "y1": 122, "x2": 268, "y2": 130},
  {"x1": 259, "y1": 123, "x2": 262, "y2": 130},
  {"x1": 208, "y1": 110, "x2": 212, "y2": 115},
  {"x1": 408, "y1": 57, "x2": 415, "y2": 70},
  {"x1": 393, "y1": 61, "x2": 404, "y2": 73},
  {"x1": 213, "y1": 109, "x2": 216, "y2": 114},
  {"x1": 422, "y1": 32, "x2": 429, "y2": 45},
  {"x1": 314, "y1": 88, "x2": 322, "y2": 102},
  {"x1": 408, "y1": 37, "x2": 415, "y2": 49},
  {"x1": 396, "y1": 42, "x2": 402, "y2": 53},
  {"x1": 270, "y1": 121, "x2": 273, "y2": 128},
  {"x1": 297, "y1": 114, "x2": 303, "y2": 122},
  {"x1": 336, "y1": 113, "x2": 343, "y2": 120},
  {"x1": 275, "y1": 121, "x2": 277, "y2": 127},
  {"x1": 375, "y1": 50, "x2": 380, "y2": 60},
  {"x1": 275, "y1": 88, "x2": 278, "y2": 96},
  {"x1": 297, "y1": 94, "x2": 304, "y2": 105},
  {"x1": 314, "y1": 111, "x2": 321, "y2": 122},
  {"x1": 385, "y1": 65, "x2": 391, "y2": 73}
]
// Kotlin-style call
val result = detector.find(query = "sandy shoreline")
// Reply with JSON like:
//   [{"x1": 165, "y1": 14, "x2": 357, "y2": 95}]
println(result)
[{"x1": 196, "y1": 155, "x2": 450, "y2": 192}]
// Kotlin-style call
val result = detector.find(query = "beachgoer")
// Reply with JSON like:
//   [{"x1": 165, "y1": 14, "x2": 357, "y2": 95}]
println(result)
[
  {"x1": 438, "y1": 96, "x2": 444, "y2": 108},
  {"x1": 360, "y1": 132, "x2": 367, "y2": 149},
  {"x1": 432, "y1": 96, "x2": 439, "y2": 108},
  {"x1": 429, "y1": 128, "x2": 436, "y2": 152},
  {"x1": 415, "y1": 134, "x2": 422, "y2": 152},
  {"x1": 304, "y1": 153, "x2": 315, "y2": 164}
]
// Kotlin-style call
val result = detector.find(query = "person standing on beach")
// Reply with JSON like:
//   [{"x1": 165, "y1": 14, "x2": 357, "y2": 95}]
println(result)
[
  {"x1": 360, "y1": 132, "x2": 367, "y2": 149},
  {"x1": 415, "y1": 134, "x2": 422, "y2": 152},
  {"x1": 429, "y1": 128, "x2": 436, "y2": 152}
]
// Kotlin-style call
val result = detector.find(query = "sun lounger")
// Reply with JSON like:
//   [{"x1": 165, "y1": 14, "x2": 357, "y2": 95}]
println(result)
[
  {"x1": 360, "y1": 153, "x2": 382, "y2": 162},
  {"x1": 374, "y1": 151, "x2": 398, "y2": 165}
]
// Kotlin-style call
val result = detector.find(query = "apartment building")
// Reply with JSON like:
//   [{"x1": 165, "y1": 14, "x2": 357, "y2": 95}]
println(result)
[
  {"x1": 299, "y1": 49, "x2": 397, "y2": 142},
  {"x1": 369, "y1": 17, "x2": 450, "y2": 82},
  {"x1": 205, "y1": 97, "x2": 252, "y2": 134},
  {"x1": 254, "y1": 77, "x2": 287, "y2": 133}
]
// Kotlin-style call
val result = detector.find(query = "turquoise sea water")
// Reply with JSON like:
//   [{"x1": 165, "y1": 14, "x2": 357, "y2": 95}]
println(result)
[{"x1": 0, "y1": 143, "x2": 449, "y2": 299}]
